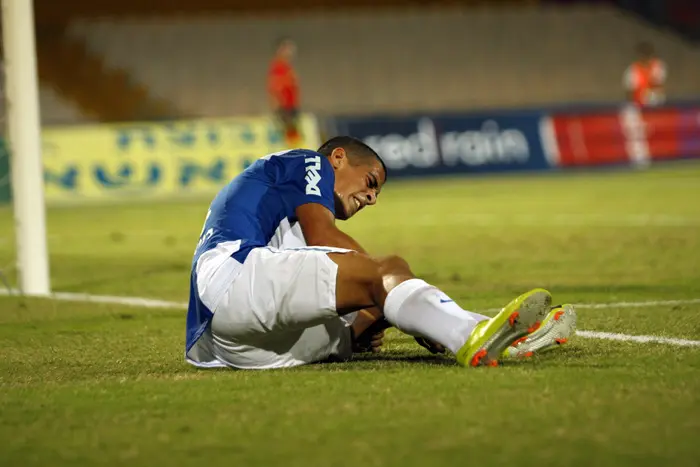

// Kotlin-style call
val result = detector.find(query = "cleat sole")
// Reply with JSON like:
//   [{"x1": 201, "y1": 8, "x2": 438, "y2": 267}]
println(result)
[
  {"x1": 470, "y1": 349, "x2": 488, "y2": 367},
  {"x1": 502, "y1": 304, "x2": 577, "y2": 358},
  {"x1": 508, "y1": 311, "x2": 520, "y2": 327}
]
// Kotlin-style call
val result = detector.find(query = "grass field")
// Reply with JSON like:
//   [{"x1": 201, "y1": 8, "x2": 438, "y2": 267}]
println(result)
[{"x1": 1, "y1": 163, "x2": 699, "y2": 466}]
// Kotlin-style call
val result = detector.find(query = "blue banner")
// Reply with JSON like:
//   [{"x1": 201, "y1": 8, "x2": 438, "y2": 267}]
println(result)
[{"x1": 332, "y1": 111, "x2": 550, "y2": 177}]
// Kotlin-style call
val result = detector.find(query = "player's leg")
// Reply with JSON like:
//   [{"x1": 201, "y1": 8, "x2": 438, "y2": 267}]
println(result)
[
  {"x1": 207, "y1": 246, "x2": 551, "y2": 368},
  {"x1": 329, "y1": 252, "x2": 552, "y2": 367},
  {"x1": 279, "y1": 107, "x2": 301, "y2": 147},
  {"x1": 331, "y1": 253, "x2": 484, "y2": 347}
]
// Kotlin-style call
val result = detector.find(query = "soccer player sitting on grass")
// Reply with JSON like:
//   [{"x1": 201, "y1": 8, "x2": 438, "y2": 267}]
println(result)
[{"x1": 185, "y1": 136, "x2": 576, "y2": 369}]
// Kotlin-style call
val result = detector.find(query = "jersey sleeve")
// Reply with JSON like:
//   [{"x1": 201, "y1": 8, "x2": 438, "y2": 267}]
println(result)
[{"x1": 277, "y1": 151, "x2": 336, "y2": 216}]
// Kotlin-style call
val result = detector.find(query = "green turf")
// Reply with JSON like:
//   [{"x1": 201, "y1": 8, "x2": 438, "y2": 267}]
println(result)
[{"x1": 1, "y1": 162, "x2": 700, "y2": 466}]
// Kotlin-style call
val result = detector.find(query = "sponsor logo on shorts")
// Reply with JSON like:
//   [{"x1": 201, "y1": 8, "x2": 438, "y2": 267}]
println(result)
[{"x1": 305, "y1": 156, "x2": 322, "y2": 196}]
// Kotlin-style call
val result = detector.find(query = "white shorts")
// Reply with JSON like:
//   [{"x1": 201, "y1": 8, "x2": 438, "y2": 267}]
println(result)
[{"x1": 207, "y1": 246, "x2": 354, "y2": 369}]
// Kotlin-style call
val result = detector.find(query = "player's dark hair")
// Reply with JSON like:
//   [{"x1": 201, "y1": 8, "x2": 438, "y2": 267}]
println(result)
[{"x1": 317, "y1": 136, "x2": 388, "y2": 181}]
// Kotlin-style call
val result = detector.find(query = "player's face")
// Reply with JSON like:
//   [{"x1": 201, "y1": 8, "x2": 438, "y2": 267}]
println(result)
[
  {"x1": 330, "y1": 149, "x2": 386, "y2": 220},
  {"x1": 280, "y1": 41, "x2": 296, "y2": 61}
]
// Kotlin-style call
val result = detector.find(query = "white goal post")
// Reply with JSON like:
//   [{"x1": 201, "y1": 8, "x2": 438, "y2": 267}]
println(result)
[{"x1": 2, "y1": 0, "x2": 50, "y2": 295}]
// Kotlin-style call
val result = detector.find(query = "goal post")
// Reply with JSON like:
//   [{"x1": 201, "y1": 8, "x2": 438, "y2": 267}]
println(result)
[{"x1": 2, "y1": 0, "x2": 50, "y2": 295}]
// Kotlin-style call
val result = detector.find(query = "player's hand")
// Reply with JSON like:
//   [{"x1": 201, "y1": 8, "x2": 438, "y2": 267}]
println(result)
[
  {"x1": 353, "y1": 330, "x2": 386, "y2": 354},
  {"x1": 414, "y1": 337, "x2": 446, "y2": 354},
  {"x1": 351, "y1": 313, "x2": 391, "y2": 354}
]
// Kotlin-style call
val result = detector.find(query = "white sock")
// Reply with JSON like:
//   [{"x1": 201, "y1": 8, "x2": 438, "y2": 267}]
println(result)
[{"x1": 383, "y1": 279, "x2": 490, "y2": 354}]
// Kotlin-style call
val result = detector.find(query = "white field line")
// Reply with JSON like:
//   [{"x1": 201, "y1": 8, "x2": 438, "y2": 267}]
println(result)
[
  {"x1": 0, "y1": 289, "x2": 188, "y2": 309},
  {"x1": 575, "y1": 330, "x2": 700, "y2": 347},
  {"x1": 2, "y1": 289, "x2": 700, "y2": 347},
  {"x1": 479, "y1": 298, "x2": 700, "y2": 313},
  {"x1": 576, "y1": 298, "x2": 700, "y2": 309}
]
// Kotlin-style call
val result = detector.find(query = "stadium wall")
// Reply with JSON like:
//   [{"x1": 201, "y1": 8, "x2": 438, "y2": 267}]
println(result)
[{"x1": 0, "y1": 103, "x2": 698, "y2": 204}]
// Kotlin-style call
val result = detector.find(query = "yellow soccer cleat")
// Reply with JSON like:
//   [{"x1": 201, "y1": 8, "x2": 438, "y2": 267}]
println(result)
[
  {"x1": 503, "y1": 304, "x2": 577, "y2": 359},
  {"x1": 456, "y1": 289, "x2": 552, "y2": 367}
]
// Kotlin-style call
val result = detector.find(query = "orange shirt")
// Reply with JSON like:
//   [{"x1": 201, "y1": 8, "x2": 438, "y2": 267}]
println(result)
[
  {"x1": 624, "y1": 59, "x2": 666, "y2": 107},
  {"x1": 268, "y1": 58, "x2": 299, "y2": 109}
]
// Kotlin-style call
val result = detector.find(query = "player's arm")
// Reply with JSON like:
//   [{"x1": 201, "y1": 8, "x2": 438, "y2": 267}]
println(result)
[
  {"x1": 296, "y1": 202, "x2": 368, "y2": 254},
  {"x1": 651, "y1": 61, "x2": 667, "y2": 92}
]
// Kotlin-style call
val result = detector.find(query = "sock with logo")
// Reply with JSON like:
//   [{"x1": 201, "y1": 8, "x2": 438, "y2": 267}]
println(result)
[{"x1": 382, "y1": 279, "x2": 490, "y2": 354}]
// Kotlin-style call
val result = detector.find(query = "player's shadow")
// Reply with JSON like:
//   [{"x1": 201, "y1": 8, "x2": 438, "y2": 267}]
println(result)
[
  {"x1": 349, "y1": 345, "x2": 591, "y2": 369},
  {"x1": 499, "y1": 346, "x2": 595, "y2": 368},
  {"x1": 342, "y1": 352, "x2": 456, "y2": 366}
]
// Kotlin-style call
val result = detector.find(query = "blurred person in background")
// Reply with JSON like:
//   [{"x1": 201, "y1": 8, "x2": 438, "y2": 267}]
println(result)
[
  {"x1": 268, "y1": 37, "x2": 301, "y2": 147},
  {"x1": 624, "y1": 41, "x2": 667, "y2": 107}
]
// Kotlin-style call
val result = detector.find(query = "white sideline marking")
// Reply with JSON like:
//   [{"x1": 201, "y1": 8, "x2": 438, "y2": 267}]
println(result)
[
  {"x1": 480, "y1": 298, "x2": 700, "y2": 313},
  {"x1": 576, "y1": 331, "x2": 700, "y2": 347},
  {"x1": 576, "y1": 298, "x2": 700, "y2": 309},
  {"x1": 0, "y1": 289, "x2": 187, "y2": 309},
  {"x1": 2, "y1": 290, "x2": 700, "y2": 347}
]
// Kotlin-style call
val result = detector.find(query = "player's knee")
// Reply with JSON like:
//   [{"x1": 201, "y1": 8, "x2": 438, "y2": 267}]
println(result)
[
  {"x1": 331, "y1": 252, "x2": 414, "y2": 308},
  {"x1": 377, "y1": 255, "x2": 413, "y2": 277},
  {"x1": 376, "y1": 255, "x2": 415, "y2": 298},
  {"x1": 331, "y1": 250, "x2": 383, "y2": 288}
]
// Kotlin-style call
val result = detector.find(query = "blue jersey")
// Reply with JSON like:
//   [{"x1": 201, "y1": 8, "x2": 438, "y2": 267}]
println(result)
[{"x1": 185, "y1": 149, "x2": 336, "y2": 365}]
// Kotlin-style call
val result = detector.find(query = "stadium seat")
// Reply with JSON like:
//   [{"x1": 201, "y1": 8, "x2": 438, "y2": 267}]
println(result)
[
  {"x1": 62, "y1": 3, "x2": 700, "y2": 119},
  {"x1": 39, "y1": 85, "x2": 93, "y2": 125}
]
